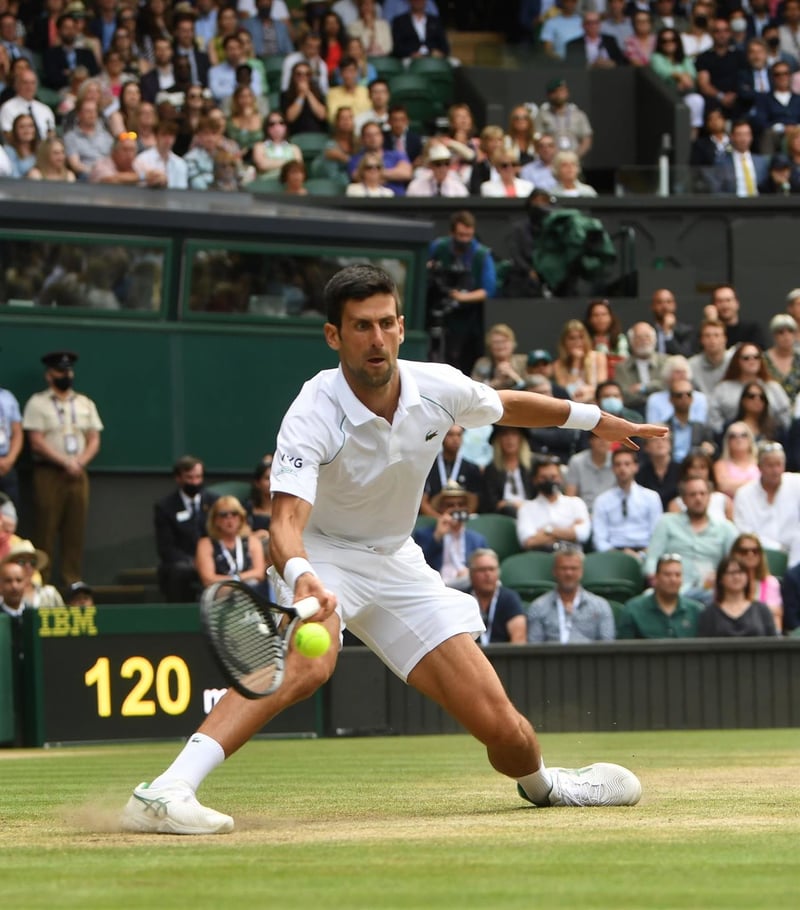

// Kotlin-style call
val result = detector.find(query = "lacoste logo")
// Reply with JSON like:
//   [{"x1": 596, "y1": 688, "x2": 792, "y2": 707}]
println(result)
[{"x1": 425, "y1": 430, "x2": 438, "y2": 441}]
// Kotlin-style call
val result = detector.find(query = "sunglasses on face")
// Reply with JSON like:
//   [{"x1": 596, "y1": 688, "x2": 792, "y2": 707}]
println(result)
[
  {"x1": 740, "y1": 353, "x2": 761, "y2": 361},
  {"x1": 728, "y1": 431, "x2": 749, "y2": 438},
  {"x1": 217, "y1": 511, "x2": 239, "y2": 519}
]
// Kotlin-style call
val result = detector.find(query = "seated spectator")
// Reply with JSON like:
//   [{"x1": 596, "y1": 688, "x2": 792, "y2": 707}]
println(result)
[
  {"x1": 280, "y1": 30, "x2": 330, "y2": 94},
  {"x1": 134, "y1": 119, "x2": 189, "y2": 189},
  {"x1": 595, "y1": 378, "x2": 644, "y2": 423},
  {"x1": 733, "y1": 440, "x2": 800, "y2": 557},
  {"x1": 564, "y1": 434, "x2": 614, "y2": 512},
  {"x1": 346, "y1": 151, "x2": 395, "y2": 196},
  {"x1": 1, "y1": 540, "x2": 62, "y2": 609},
  {"x1": 696, "y1": 18, "x2": 748, "y2": 122},
  {"x1": 309, "y1": 104, "x2": 355, "y2": 187},
  {"x1": 661, "y1": 376, "x2": 716, "y2": 464},
  {"x1": 566, "y1": 10, "x2": 627, "y2": 68},
  {"x1": 613, "y1": 322, "x2": 669, "y2": 414},
  {"x1": 479, "y1": 426, "x2": 535, "y2": 518},
  {"x1": 443, "y1": 101, "x2": 480, "y2": 163},
  {"x1": 4, "y1": 112, "x2": 37, "y2": 178},
  {"x1": 504, "y1": 105, "x2": 537, "y2": 164},
  {"x1": 349, "y1": 0, "x2": 394, "y2": 57},
  {"x1": 226, "y1": 85, "x2": 264, "y2": 160},
  {"x1": 140, "y1": 35, "x2": 174, "y2": 104},
  {"x1": 209, "y1": 33, "x2": 262, "y2": 103},
  {"x1": 764, "y1": 314, "x2": 800, "y2": 401},
  {"x1": 738, "y1": 37, "x2": 776, "y2": 126},
  {"x1": 591, "y1": 448, "x2": 663, "y2": 555},
  {"x1": 136, "y1": 102, "x2": 159, "y2": 153},
  {"x1": 252, "y1": 111, "x2": 303, "y2": 180},
  {"x1": 779, "y1": 1, "x2": 800, "y2": 73},
  {"x1": 63, "y1": 96, "x2": 114, "y2": 180},
  {"x1": 751, "y1": 62, "x2": 800, "y2": 154},
  {"x1": 644, "y1": 476, "x2": 738, "y2": 602},
  {"x1": 115, "y1": 81, "x2": 143, "y2": 138},
  {"x1": 467, "y1": 124, "x2": 505, "y2": 195},
  {"x1": 65, "y1": 580, "x2": 95, "y2": 608},
  {"x1": 414, "y1": 481, "x2": 486, "y2": 591},
  {"x1": 89, "y1": 132, "x2": 144, "y2": 185},
  {"x1": 667, "y1": 450, "x2": 732, "y2": 521},
  {"x1": 99, "y1": 47, "x2": 135, "y2": 102},
  {"x1": 480, "y1": 149, "x2": 534, "y2": 199},
  {"x1": 525, "y1": 350, "x2": 568, "y2": 397},
  {"x1": 42, "y1": 11, "x2": 99, "y2": 91},
  {"x1": 734, "y1": 379, "x2": 786, "y2": 444},
  {"x1": 583, "y1": 298, "x2": 629, "y2": 359},
  {"x1": 326, "y1": 55, "x2": 370, "y2": 124},
  {"x1": 696, "y1": 554, "x2": 778, "y2": 636},
  {"x1": 282, "y1": 60, "x2": 328, "y2": 137},
  {"x1": 341, "y1": 35, "x2": 378, "y2": 86},
  {"x1": 420, "y1": 424, "x2": 483, "y2": 517},
  {"x1": 348, "y1": 120, "x2": 411, "y2": 195},
  {"x1": 759, "y1": 152, "x2": 800, "y2": 194},
  {"x1": 242, "y1": 0, "x2": 294, "y2": 57},
  {"x1": 535, "y1": 78, "x2": 593, "y2": 158},
  {"x1": 713, "y1": 422, "x2": 760, "y2": 500},
  {"x1": 709, "y1": 343, "x2": 791, "y2": 436},
  {"x1": 646, "y1": 356, "x2": 707, "y2": 424},
  {"x1": 184, "y1": 117, "x2": 222, "y2": 190},
  {"x1": 406, "y1": 142, "x2": 469, "y2": 197},
  {"x1": 391, "y1": 0, "x2": 449, "y2": 60},
  {"x1": 730, "y1": 532, "x2": 783, "y2": 632},
  {"x1": 526, "y1": 545, "x2": 615, "y2": 642},
  {"x1": 279, "y1": 158, "x2": 308, "y2": 194},
  {"x1": 690, "y1": 107, "x2": 730, "y2": 168},
  {"x1": 210, "y1": 149, "x2": 242, "y2": 191},
  {"x1": 553, "y1": 319, "x2": 608, "y2": 403},
  {"x1": 28, "y1": 137, "x2": 77, "y2": 183},
  {"x1": 516, "y1": 457, "x2": 591, "y2": 552},
  {"x1": 679, "y1": 0, "x2": 713, "y2": 61},
  {"x1": 468, "y1": 548, "x2": 527, "y2": 645},
  {"x1": 550, "y1": 150, "x2": 597, "y2": 198},
  {"x1": 155, "y1": 455, "x2": 218, "y2": 603},
  {"x1": 652, "y1": 0, "x2": 689, "y2": 35},
  {"x1": 471, "y1": 323, "x2": 528, "y2": 390},
  {"x1": 617, "y1": 554, "x2": 703, "y2": 639},
  {"x1": 650, "y1": 27, "x2": 704, "y2": 132},
  {"x1": 519, "y1": 133, "x2": 558, "y2": 191},
  {"x1": 206, "y1": 4, "x2": 240, "y2": 66},
  {"x1": 195, "y1": 495, "x2": 266, "y2": 589},
  {"x1": 354, "y1": 77, "x2": 391, "y2": 132},
  {"x1": 0, "y1": 560, "x2": 26, "y2": 618},
  {"x1": 540, "y1": 0, "x2": 584, "y2": 61},
  {"x1": 381, "y1": 104, "x2": 423, "y2": 167},
  {"x1": 320, "y1": 10, "x2": 346, "y2": 78},
  {"x1": 709, "y1": 120, "x2": 768, "y2": 196},
  {"x1": 637, "y1": 431, "x2": 680, "y2": 510},
  {"x1": 526, "y1": 377, "x2": 585, "y2": 461},
  {"x1": 624, "y1": 10, "x2": 656, "y2": 66}
]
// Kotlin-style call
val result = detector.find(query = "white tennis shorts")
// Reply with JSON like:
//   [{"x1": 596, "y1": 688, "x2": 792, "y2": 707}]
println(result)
[{"x1": 271, "y1": 535, "x2": 483, "y2": 681}]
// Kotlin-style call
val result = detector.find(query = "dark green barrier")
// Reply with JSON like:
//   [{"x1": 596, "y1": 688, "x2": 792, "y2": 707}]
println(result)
[{"x1": 0, "y1": 614, "x2": 14, "y2": 744}]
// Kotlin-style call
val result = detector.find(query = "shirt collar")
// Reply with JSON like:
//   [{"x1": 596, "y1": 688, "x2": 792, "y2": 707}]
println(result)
[{"x1": 332, "y1": 360, "x2": 420, "y2": 427}]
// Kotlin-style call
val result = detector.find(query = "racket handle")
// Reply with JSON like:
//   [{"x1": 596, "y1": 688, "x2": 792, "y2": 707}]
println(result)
[{"x1": 294, "y1": 596, "x2": 320, "y2": 620}]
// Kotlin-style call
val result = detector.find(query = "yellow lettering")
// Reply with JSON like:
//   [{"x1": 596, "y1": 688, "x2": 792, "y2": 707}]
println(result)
[
  {"x1": 51, "y1": 607, "x2": 72, "y2": 637},
  {"x1": 69, "y1": 605, "x2": 98, "y2": 637},
  {"x1": 38, "y1": 608, "x2": 53, "y2": 637}
]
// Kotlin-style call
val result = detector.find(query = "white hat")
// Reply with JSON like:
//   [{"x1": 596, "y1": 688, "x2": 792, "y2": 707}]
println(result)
[
  {"x1": 1, "y1": 538, "x2": 49, "y2": 571},
  {"x1": 427, "y1": 144, "x2": 452, "y2": 163}
]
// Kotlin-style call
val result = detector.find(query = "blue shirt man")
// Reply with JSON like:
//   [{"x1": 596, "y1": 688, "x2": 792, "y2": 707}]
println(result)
[{"x1": 592, "y1": 449, "x2": 663, "y2": 554}]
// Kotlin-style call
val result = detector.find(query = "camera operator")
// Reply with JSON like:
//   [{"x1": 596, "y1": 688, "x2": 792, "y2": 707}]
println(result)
[
  {"x1": 413, "y1": 481, "x2": 488, "y2": 591},
  {"x1": 427, "y1": 210, "x2": 497, "y2": 375}
]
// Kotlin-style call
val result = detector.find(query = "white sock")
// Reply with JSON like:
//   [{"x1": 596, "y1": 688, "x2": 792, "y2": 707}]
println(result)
[
  {"x1": 150, "y1": 733, "x2": 226, "y2": 792},
  {"x1": 517, "y1": 758, "x2": 553, "y2": 805}
]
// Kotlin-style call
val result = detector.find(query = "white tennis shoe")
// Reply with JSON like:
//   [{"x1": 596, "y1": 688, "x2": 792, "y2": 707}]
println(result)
[
  {"x1": 121, "y1": 781, "x2": 234, "y2": 834},
  {"x1": 518, "y1": 762, "x2": 642, "y2": 808}
]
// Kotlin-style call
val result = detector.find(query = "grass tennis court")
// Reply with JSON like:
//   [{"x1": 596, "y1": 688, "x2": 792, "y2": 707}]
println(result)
[{"x1": 2, "y1": 729, "x2": 798, "y2": 910}]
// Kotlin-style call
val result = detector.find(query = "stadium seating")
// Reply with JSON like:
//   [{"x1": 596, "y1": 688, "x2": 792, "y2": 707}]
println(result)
[
  {"x1": 388, "y1": 74, "x2": 439, "y2": 131},
  {"x1": 581, "y1": 552, "x2": 645, "y2": 603},
  {"x1": 304, "y1": 177, "x2": 345, "y2": 196},
  {"x1": 207, "y1": 480, "x2": 251, "y2": 503},
  {"x1": 261, "y1": 55, "x2": 285, "y2": 94},
  {"x1": 407, "y1": 57, "x2": 454, "y2": 112},
  {"x1": 368, "y1": 56, "x2": 404, "y2": 81},
  {"x1": 606, "y1": 600, "x2": 627, "y2": 636},
  {"x1": 247, "y1": 176, "x2": 283, "y2": 195},
  {"x1": 414, "y1": 514, "x2": 437, "y2": 534},
  {"x1": 764, "y1": 548, "x2": 788, "y2": 580},
  {"x1": 292, "y1": 132, "x2": 331, "y2": 166},
  {"x1": 499, "y1": 552, "x2": 554, "y2": 602},
  {"x1": 466, "y1": 513, "x2": 521, "y2": 562}
]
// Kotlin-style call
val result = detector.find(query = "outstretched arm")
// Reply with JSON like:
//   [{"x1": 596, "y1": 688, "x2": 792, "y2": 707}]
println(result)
[
  {"x1": 269, "y1": 492, "x2": 337, "y2": 620},
  {"x1": 496, "y1": 390, "x2": 668, "y2": 450}
]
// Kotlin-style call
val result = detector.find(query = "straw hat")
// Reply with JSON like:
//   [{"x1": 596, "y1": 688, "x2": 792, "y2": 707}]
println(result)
[{"x1": 1, "y1": 539, "x2": 49, "y2": 571}]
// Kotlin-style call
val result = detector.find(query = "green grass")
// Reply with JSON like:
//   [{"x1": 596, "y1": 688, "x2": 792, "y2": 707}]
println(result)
[{"x1": 1, "y1": 729, "x2": 799, "y2": 909}]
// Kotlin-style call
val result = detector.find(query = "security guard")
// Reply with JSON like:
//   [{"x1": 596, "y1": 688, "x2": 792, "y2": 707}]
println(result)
[{"x1": 22, "y1": 351, "x2": 103, "y2": 588}]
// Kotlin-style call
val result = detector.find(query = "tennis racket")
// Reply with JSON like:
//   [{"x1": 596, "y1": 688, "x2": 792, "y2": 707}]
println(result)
[{"x1": 200, "y1": 580, "x2": 320, "y2": 699}]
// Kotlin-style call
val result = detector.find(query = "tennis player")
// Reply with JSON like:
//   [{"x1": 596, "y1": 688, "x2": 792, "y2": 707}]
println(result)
[{"x1": 122, "y1": 264, "x2": 667, "y2": 834}]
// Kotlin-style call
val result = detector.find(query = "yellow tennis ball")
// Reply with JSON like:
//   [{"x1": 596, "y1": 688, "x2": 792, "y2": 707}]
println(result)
[{"x1": 295, "y1": 622, "x2": 331, "y2": 658}]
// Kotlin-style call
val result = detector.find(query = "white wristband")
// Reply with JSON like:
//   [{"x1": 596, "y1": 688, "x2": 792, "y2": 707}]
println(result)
[
  {"x1": 559, "y1": 401, "x2": 601, "y2": 431},
  {"x1": 283, "y1": 557, "x2": 317, "y2": 591}
]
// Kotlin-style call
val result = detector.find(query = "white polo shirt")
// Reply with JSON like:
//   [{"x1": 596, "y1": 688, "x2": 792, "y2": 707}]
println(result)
[
  {"x1": 271, "y1": 360, "x2": 502, "y2": 551},
  {"x1": 733, "y1": 472, "x2": 800, "y2": 552}
]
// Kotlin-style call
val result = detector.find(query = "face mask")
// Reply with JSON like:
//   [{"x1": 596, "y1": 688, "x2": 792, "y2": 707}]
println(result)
[
  {"x1": 258, "y1": 6, "x2": 273, "y2": 19},
  {"x1": 731, "y1": 19, "x2": 746, "y2": 33},
  {"x1": 600, "y1": 396, "x2": 624, "y2": 415},
  {"x1": 182, "y1": 482, "x2": 203, "y2": 497},
  {"x1": 53, "y1": 375, "x2": 73, "y2": 392},
  {"x1": 767, "y1": 37, "x2": 780, "y2": 49},
  {"x1": 536, "y1": 479, "x2": 561, "y2": 496},
  {"x1": 694, "y1": 15, "x2": 708, "y2": 28}
]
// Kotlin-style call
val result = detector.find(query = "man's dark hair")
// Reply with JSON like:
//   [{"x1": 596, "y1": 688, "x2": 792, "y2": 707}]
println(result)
[
  {"x1": 450, "y1": 209, "x2": 476, "y2": 230},
  {"x1": 611, "y1": 447, "x2": 638, "y2": 464},
  {"x1": 595, "y1": 379, "x2": 622, "y2": 398},
  {"x1": 324, "y1": 264, "x2": 401, "y2": 328},
  {"x1": 173, "y1": 455, "x2": 202, "y2": 475}
]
